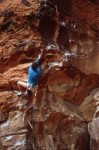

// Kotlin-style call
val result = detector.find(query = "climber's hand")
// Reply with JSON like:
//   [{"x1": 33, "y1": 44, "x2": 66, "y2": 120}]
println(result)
[
  {"x1": 40, "y1": 48, "x2": 44, "y2": 53},
  {"x1": 38, "y1": 49, "x2": 44, "y2": 59}
]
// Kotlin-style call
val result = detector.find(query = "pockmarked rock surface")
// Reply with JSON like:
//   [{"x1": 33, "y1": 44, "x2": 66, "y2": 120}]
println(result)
[{"x1": 0, "y1": 0, "x2": 99, "y2": 150}]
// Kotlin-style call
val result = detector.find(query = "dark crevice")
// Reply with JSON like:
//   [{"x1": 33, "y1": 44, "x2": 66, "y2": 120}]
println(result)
[
  {"x1": 38, "y1": 0, "x2": 56, "y2": 18},
  {"x1": 1, "y1": 9, "x2": 14, "y2": 18},
  {"x1": 21, "y1": 0, "x2": 31, "y2": 7},
  {"x1": 0, "y1": 9, "x2": 14, "y2": 31},
  {"x1": 54, "y1": 0, "x2": 72, "y2": 16},
  {"x1": 57, "y1": 26, "x2": 70, "y2": 52},
  {"x1": 38, "y1": 16, "x2": 57, "y2": 41},
  {"x1": 0, "y1": 0, "x2": 4, "y2": 3},
  {"x1": 89, "y1": 0, "x2": 99, "y2": 5},
  {"x1": 0, "y1": 19, "x2": 12, "y2": 31}
]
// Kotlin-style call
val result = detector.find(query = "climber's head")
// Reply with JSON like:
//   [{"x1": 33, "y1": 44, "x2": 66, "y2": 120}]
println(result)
[{"x1": 31, "y1": 61, "x2": 39, "y2": 71}]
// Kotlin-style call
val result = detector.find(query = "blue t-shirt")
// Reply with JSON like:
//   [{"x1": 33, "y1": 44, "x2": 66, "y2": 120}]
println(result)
[{"x1": 27, "y1": 58, "x2": 41, "y2": 85}]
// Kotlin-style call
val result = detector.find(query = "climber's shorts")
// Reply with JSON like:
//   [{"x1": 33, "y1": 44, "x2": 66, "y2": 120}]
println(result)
[{"x1": 27, "y1": 83, "x2": 38, "y2": 91}]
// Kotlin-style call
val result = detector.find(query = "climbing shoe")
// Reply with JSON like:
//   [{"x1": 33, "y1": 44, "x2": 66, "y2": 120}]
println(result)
[
  {"x1": 16, "y1": 92, "x2": 23, "y2": 96},
  {"x1": 14, "y1": 91, "x2": 23, "y2": 96}
]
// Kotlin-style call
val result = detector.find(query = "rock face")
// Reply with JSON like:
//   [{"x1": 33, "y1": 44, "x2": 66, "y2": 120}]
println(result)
[{"x1": 0, "y1": 0, "x2": 99, "y2": 150}]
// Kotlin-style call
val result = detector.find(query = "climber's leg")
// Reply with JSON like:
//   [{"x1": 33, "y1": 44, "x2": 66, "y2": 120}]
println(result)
[{"x1": 16, "y1": 81, "x2": 27, "y2": 96}]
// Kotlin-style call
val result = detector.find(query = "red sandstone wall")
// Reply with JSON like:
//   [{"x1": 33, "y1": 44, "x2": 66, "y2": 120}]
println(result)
[{"x1": 0, "y1": 0, "x2": 99, "y2": 149}]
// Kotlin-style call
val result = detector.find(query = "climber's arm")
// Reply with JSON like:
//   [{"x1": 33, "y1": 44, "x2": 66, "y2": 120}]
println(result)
[{"x1": 35, "y1": 49, "x2": 44, "y2": 63}]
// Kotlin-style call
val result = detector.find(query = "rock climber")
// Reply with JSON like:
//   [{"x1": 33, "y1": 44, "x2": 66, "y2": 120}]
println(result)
[{"x1": 15, "y1": 49, "x2": 44, "y2": 96}]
